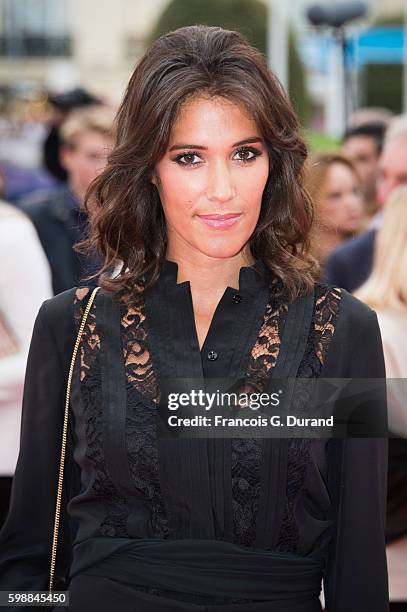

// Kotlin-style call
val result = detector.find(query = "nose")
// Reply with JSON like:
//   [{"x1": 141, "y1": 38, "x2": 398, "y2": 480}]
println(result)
[
  {"x1": 206, "y1": 160, "x2": 236, "y2": 203},
  {"x1": 347, "y1": 192, "x2": 361, "y2": 212}
]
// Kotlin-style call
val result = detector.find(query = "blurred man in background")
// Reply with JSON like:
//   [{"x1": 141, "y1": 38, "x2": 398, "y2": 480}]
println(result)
[
  {"x1": 325, "y1": 114, "x2": 407, "y2": 292},
  {"x1": 43, "y1": 87, "x2": 102, "y2": 183},
  {"x1": 342, "y1": 122, "x2": 387, "y2": 221},
  {"x1": 19, "y1": 105, "x2": 115, "y2": 295}
]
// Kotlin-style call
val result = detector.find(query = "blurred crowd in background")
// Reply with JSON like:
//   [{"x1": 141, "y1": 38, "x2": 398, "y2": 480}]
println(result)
[{"x1": 1, "y1": 0, "x2": 407, "y2": 609}]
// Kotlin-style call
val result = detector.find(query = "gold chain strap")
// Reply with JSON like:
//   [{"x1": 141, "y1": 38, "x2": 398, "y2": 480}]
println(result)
[{"x1": 48, "y1": 286, "x2": 101, "y2": 592}]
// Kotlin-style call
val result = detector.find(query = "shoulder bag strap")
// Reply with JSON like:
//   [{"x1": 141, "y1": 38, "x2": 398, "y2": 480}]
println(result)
[{"x1": 48, "y1": 285, "x2": 101, "y2": 592}]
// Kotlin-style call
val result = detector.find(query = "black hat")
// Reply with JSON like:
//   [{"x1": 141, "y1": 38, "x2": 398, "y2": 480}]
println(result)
[{"x1": 48, "y1": 87, "x2": 101, "y2": 110}]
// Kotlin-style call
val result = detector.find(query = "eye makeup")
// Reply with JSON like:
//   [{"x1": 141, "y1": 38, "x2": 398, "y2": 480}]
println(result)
[{"x1": 172, "y1": 145, "x2": 263, "y2": 167}]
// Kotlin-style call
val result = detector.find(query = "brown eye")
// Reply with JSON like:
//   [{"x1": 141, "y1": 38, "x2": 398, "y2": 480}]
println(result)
[
  {"x1": 233, "y1": 147, "x2": 261, "y2": 162},
  {"x1": 182, "y1": 153, "x2": 196, "y2": 163},
  {"x1": 174, "y1": 152, "x2": 201, "y2": 165},
  {"x1": 237, "y1": 150, "x2": 252, "y2": 160}
]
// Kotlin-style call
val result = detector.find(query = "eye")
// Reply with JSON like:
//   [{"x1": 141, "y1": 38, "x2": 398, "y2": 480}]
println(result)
[
  {"x1": 174, "y1": 151, "x2": 202, "y2": 166},
  {"x1": 233, "y1": 146, "x2": 262, "y2": 163},
  {"x1": 327, "y1": 191, "x2": 342, "y2": 202}
]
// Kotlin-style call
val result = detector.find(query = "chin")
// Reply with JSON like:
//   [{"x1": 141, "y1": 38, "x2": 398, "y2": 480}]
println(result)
[
  {"x1": 345, "y1": 224, "x2": 362, "y2": 233},
  {"x1": 196, "y1": 239, "x2": 250, "y2": 260}
]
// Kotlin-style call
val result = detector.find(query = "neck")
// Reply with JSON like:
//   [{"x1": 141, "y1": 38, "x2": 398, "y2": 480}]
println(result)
[
  {"x1": 67, "y1": 179, "x2": 85, "y2": 205},
  {"x1": 166, "y1": 246, "x2": 255, "y2": 311},
  {"x1": 165, "y1": 244, "x2": 256, "y2": 350}
]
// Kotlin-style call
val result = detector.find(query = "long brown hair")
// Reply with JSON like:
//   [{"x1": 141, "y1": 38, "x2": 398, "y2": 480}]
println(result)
[{"x1": 81, "y1": 25, "x2": 319, "y2": 304}]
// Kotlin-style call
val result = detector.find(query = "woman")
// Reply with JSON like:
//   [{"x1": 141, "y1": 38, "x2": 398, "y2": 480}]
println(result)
[
  {"x1": 305, "y1": 153, "x2": 365, "y2": 267},
  {"x1": 0, "y1": 26, "x2": 388, "y2": 612},
  {"x1": 356, "y1": 185, "x2": 407, "y2": 610},
  {"x1": 0, "y1": 201, "x2": 52, "y2": 527}
]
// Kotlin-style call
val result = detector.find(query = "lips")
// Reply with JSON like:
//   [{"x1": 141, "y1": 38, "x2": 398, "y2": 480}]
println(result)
[{"x1": 197, "y1": 213, "x2": 242, "y2": 229}]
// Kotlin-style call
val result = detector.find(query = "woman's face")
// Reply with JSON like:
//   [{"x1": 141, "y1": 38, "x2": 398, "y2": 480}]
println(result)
[
  {"x1": 152, "y1": 94, "x2": 269, "y2": 261},
  {"x1": 319, "y1": 162, "x2": 364, "y2": 234}
]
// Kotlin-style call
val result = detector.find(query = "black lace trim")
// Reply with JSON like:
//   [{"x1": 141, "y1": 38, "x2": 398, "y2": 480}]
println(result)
[
  {"x1": 73, "y1": 284, "x2": 341, "y2": 558},
  {"x1": 275, "y1": 284, "x2": 341, "y2": 553},
  {"x1": 73, "y1": 291, "x2": 129, "y2": 536},
  {"x1": 74, "y1": 290, "x2": 167, "y2": 538}
]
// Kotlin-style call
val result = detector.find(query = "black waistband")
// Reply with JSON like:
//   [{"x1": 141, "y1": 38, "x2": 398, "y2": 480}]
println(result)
[{"x1": 70, "y1": 537, "x2": 323, "y2": 604}]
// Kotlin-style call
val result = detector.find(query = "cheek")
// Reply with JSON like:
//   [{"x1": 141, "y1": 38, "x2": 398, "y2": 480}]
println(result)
[
  {"x1": 336, "y1": 199, "x2": 351, "y2": 218},
  {"x1": 321, "y1": 199, "x2": 341, "y2": 224},
  {"x1": 376, "y1": 180, "x2": 389, "y2": 205},
  {"x1": 74, "y1": 156, "x2": 95, "y2": 181},
  {"x1": 236, "y1": 162, "x2": 269, "y2": 213},
  {"x1": 81, "y1": 167, "x2": 97, "y2": 185},
  {"x1": 156, "y1": 167, "x2": 201, "y2": 215},
  {"x1": 90, "y1": 159, "x2": 107, "y2": 177}
]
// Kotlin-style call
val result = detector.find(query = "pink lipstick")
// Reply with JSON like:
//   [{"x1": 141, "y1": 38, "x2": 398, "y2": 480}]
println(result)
[{"x1": 197, "y1": 213, "x2": 241, "y2": 229}]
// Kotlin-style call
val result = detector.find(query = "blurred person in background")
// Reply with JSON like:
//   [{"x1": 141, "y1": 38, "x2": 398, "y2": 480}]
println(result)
[
  {"x1": 0, "y1": 200, "x2": 52, "y2": 529},
  {"x1": 19, "y1": 106, "x2": 115, "y2": 295},
  {"x1": 43, "y1": 87, "x2": 102, "y2": 183},
  {"x1": 0, "y1": 90, "x2": 60, "y2": 203},
  {"x1": 342, "y1": 122, "x2": 387, "y2": 221},
  {"x1": 325, "y1": 114, "x2": 407, "y2": 292},
  {"x1": 0, "y1": 163, "x2": 58, "y2": 205},
  {"x1": 355, "y1": 185, "x2": 407, "y2": 611},
  {"x1": 305, "y1": 153, "x2": 364, "y2": 271},
  {"x1": 346, "y1": 107, "x2": 394, "y2": 131}
]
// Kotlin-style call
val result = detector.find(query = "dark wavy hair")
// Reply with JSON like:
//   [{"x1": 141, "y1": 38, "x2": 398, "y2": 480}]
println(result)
[{"x1": 81, "y1": 24, "x2": 319, "y2": 304}]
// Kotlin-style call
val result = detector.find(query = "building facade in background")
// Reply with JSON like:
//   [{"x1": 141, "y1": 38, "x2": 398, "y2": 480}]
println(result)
[
  {"x1": 0, "y1": 0, "x2": 168, "y2": 101},
  {"x1": 0, "y1": 0, "x2": 404, "y2": 100}
]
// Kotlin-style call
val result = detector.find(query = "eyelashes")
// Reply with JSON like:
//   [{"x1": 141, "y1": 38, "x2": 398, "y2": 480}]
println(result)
[
  {"x1": 234, "y1": 146, "x2": 263, "y2": 163},
  {"x1": 172, "y1": 146, "x2": 263, "y2": 167}
]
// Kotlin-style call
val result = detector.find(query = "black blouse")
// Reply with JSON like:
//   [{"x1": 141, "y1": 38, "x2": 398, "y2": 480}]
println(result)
[{"x1": 0, "y1": 259, "x2": 389, "y2": 611}]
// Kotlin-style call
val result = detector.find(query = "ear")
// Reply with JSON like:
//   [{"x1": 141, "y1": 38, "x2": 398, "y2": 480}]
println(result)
[
  {"x1": 59, "y1": 146, "x2": 73, "y2": 173},
  {"x1": 150, "y1": 171, "x2": 158, "y2": 187}
]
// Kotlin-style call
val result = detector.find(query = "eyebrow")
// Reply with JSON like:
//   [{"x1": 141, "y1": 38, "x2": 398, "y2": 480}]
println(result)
[{"x1": 168, "y1": 136, "x2": 264, "y2": 152}]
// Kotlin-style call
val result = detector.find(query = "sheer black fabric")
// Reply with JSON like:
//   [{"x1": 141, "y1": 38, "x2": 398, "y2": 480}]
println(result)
[{"x1": 0, "y1": 259, "x2": 388, "y2": 611}]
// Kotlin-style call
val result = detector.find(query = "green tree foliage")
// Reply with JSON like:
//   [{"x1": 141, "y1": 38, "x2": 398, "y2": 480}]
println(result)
[
  {"x1": 361, "y1": 64, "x2": 402, "y2": 114},
  {"x1": 360, "y1": 13, "x2": 403, "y2": 113},
  {"x1": 373, "y1": 14, "x2": 403, "y2": 27},
  {"x1": 147, "y1": 0, "x2": 310, "y2": 125}
]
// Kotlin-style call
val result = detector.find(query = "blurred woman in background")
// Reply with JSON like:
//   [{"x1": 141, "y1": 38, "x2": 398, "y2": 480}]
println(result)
[
  {"x1": 0, "y1": 200, "x2": 52, "y2": 528},
  {"x1": 356, "y1": 185, "x2": 407, "y2": 610},
  {"x1": 305, "y1": 153, "x2": 365, "y2": 270}
]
